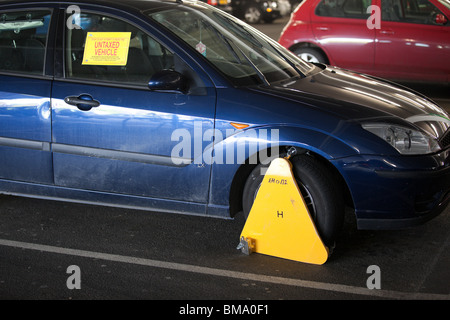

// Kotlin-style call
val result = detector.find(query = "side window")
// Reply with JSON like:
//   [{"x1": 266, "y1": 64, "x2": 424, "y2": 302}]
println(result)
[
  {"x1": 0, "y1": 10, "x2": 51, "y2": 75},
  {"x1": 381, "y1": 0, "x2": 445, "y2": 24},
  {"x1": 65, "y1": 12, "x2": 176, "y2": 85},
  {"x1": 315, "y1": 0, "x2": 371, "y2": 18}
]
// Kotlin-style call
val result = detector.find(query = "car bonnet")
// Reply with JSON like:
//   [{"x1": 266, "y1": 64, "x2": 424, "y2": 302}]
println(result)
[{"x1": 263, "y1": 65, "x2": 450, "y2": 140}]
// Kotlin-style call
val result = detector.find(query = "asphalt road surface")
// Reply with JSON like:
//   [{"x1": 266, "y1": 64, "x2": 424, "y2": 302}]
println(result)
[{"x1": 0, "y1": 16, "x2": 449, "y2": 304}]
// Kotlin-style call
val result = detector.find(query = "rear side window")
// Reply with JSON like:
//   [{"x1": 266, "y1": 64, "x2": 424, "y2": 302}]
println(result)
[
  {"x1": 0, "y1": 10, "x2": 51, "y2": 75},
  {"x1": 381, "y1": 0, "x2": 445, "y2": 25},
  {"x1": 315, "y1": 0, "x2": 372, "y2": 18}
]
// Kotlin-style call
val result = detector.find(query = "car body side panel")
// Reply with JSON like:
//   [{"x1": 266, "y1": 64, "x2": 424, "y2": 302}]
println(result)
[
  {"x1": 373, "y1": 0, "x2": 450, "y2": 82},
  {"x1": 0, "y1": 77, "x2": 53, "y2": 184},
  {"x1": 51, "y1": 81, "x2": 216, "y2": 204},
  {"x1": 309, "y1": 2, "x2": 376, "y2": 71},
  {"x1": 206, "y1": 87, "x2": 362, "y2": 216},
  {"x1": 278, "y1": 0, "x2": 316, "y2": 48},
  {"x1": 50, "y1": 3, "x2": 219, "y2": 204},
  {"x1": 206, "y1": 125, "x2": 358, "y2": 209},
  {"x1": 0, "y1": 5, "x2": 56, "y2": 184}
]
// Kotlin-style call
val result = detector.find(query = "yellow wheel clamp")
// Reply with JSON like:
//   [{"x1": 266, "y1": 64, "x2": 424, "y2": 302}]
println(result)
[{"x1": 237, "y1": 157, "x2": 329, "y2": 265}]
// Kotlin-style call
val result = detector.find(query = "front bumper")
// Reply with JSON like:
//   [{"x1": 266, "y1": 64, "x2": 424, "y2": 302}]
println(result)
[{"x1": 333, "y1": 150, "x2": 450, "y2": 230}]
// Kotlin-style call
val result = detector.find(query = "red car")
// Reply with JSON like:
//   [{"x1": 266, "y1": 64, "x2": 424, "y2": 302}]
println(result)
[{"x1": 279, "y1": 0, "x2": 450, "y2": 83}]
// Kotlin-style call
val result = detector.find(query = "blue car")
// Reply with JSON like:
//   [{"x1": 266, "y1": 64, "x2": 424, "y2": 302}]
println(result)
[{"x1": 0, "y1": 0, "x2": 449, "y2": 246}]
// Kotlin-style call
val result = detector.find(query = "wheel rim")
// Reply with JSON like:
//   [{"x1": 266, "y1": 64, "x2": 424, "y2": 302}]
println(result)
[
  {"x1": 298, "y1": 53, "x2": 320, "y2": 63},
  {"x1": 245, "y1": 7, "x2": 261, "y2": 23},
  {"x1": 298, "y1": 183, "x2": 316, "y2": 219}
]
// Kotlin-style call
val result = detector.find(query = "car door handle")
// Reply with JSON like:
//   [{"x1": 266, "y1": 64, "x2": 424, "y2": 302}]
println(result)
[
  {"x1": 315, "y1": 26, "x2": 330, "y2": 31},
  {"x1": 379, "y1": 29, "x2": 395, "y2": 35},
  {"x1": 64, "y1": 95, "x2": 100, "y2": 111}
]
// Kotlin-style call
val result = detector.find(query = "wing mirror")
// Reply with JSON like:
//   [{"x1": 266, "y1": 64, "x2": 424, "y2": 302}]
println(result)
[
  {"x1": 434, "y1": 13, "x2": 448, "y2": 25},
  {"x1": 148, "y1": 70, "x2": 189, "y2": 94}
]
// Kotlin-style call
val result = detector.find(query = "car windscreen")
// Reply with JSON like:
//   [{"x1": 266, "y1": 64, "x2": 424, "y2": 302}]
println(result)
[{"x1": 147, "y1": 2, "x2": 315, "y2": 86}]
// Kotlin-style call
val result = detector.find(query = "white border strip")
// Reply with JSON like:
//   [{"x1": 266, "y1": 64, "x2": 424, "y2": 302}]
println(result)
[{"x1": 0, "y1": 239, "x2": 448, "y2": 300}]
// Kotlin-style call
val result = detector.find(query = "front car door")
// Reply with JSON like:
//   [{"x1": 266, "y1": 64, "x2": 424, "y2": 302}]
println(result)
[
  {"x1": 51, "y1": 5, "x2": 217, "y2": 211},
  {"x1": 0, "y1": 6, "x2": 55, "y2": 185},
  {"x1": 375, "y1": 0, "x2": 450, "y2": 82},
  {"x1": 311, "y1": 0, "x2": 376, "y2": 73}
]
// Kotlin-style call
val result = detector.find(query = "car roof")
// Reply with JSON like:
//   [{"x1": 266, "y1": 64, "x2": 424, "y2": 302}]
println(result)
[{"x1": 0, "y1": 0, "x2": 181, "y2": 12}]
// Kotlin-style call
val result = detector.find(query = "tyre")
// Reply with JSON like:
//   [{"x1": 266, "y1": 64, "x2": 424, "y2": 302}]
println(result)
[
  {"x1": 242, "y1": 155, "x2": 344, "y2": 246},
  {"x1": 293, "y1": 47, "x2": 327, "y2": 64},
  {"x1": 244, "y1": 6, "x2": 262, "y2": 24}
]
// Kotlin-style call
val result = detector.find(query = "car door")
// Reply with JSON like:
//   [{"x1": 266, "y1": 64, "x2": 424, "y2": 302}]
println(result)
[
  {"x1": 51, "y1": 6, "x2": 217, "y2": 204},
  {"x1": 375, "y1": 0, "x2": 450, "y2": 82},
  {"x1": 311, "y1": 0, "x2": 376, "y2": 73},
  {"x1": 0, "y1": 7, "x2": 55, "y2": 184}
]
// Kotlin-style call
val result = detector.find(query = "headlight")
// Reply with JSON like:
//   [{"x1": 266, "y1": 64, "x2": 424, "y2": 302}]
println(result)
[
  {"x1": 362, "y1": 123, "x2": 441, "y2": 155},
  {"x1": 264, "y1": 1, "x2": 278, "y2": 8}
]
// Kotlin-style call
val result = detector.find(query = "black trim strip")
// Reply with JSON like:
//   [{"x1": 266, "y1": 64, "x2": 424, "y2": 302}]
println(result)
[
  {"x1": 52, "y1": 143, "x2": 192, "y2": 167},
  {"x1": 0, "y1": 137, "x2": 49, "y2": 151},
  {"x1": 0, "y1": 137, "x2": 191, "y2": 167}
]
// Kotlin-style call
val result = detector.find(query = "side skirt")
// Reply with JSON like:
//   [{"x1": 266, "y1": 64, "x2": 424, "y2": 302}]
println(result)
[{"x1": 0, "y1": 179, "x2": 231, "y2": 219}]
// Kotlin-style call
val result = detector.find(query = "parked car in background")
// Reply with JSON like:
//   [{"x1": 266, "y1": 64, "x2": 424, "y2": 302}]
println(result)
[
  {"x1": 279, "y1": 0, "x2": 450, "y2": 83},
  {"x1": 199, "y1": 0, "x2": 233, "y2": 13},
  {"x1": 289, "y1": 0, "x2": 304, "y2": 10},
  {"x1": 232, "y1": 0, "x2": 292, "y2": 23}
]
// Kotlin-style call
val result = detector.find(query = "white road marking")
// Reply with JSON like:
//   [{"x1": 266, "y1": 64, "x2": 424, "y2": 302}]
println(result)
[{"x1": 0, "y1": 238, "x2": 448, "y2": 300}]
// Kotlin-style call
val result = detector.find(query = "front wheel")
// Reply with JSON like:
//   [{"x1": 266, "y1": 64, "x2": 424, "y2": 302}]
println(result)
[
  {"x1": 293, "y1": 47, "x2": 327, "y2": 64},
  {"x1": 244, "y1": 6, "x2": 262, "y2": 24},
  {"x1": 242, "y1": 155, "x2": 344, "y2": 247}
]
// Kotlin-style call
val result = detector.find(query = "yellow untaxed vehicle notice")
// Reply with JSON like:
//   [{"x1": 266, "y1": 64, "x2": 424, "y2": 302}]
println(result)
[{"x1": 82, "y1": 32, "x2": 132, "y2": 66}]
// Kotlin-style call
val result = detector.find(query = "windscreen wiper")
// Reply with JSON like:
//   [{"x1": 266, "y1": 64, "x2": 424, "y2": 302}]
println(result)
[
  {"x1": 207, "y1": 24, "x2": 241, "y2": 64},
  {"x1": 234, "y1": 43, "x2": 270, "y2": 86},
  {"x1": 212, "y1": 26, "x2": 269, "y2": 86}
]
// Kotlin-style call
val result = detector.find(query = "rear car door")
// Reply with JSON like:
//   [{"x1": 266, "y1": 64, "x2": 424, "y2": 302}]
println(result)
[
  {"x1": 311, "y1": 0, "x2": 376, "y2": 73},
  {"x1": 375, "y1": 0, "x2": 450, "y2": 82},
  {"x1": 51, "y1": 5, "x2": 217, "y2": 205},
  {"x1": 0, "y1": 6, "x2": 55, "y2": 184}
]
